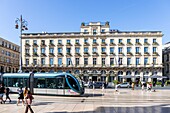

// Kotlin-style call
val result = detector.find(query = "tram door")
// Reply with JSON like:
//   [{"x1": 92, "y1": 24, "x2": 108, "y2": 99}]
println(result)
[{"x1": 56, "y1": 77, "x2": 65, "y2": 95}]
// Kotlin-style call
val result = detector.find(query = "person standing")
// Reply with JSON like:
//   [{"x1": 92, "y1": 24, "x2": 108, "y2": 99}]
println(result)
[
  {"x1": 17, "y1": 87, "x2": 24, "y2": 106},
  {"x1": 141, "y1": 83, "x2": 145, "y2": 91},
  {"x1": 4, "y1": 87, "x2": 11, "y2": 103},
  {"x1": 25, "y1": 90, "x2": 34, "y2": 113}
]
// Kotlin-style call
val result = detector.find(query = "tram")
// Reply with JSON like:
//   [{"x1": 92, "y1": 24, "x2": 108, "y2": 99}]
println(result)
[{"x1": 2, "y1": 72, "x2": 84, "y2": 96}]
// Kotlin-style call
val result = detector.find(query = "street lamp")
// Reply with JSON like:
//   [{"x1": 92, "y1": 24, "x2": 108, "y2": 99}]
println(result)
[{"x1": 15, "y1": 15, "x2": 28, "y2": 73}]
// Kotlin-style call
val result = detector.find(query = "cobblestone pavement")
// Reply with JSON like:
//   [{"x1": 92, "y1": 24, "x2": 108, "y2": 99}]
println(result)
[{"x1": 0, "y1": 88, "x2": 170, "y2": 113}]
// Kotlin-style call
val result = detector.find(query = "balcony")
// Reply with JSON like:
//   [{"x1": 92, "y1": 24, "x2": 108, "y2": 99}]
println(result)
[
  {"x1": 109, "y1": 42, "x2": 116, "y2": 46},
  {"x1": 57, "y1": 53, "x2": 64, "y2": 57},
  {"x1": 127, "y1": 52, "x2": 133, "y2": 56},
  {"x1": 32, "y1": 53, "x2": 39, "y2": 57},
  {"x1": 92, "y1": 52, "x2": 99, "y2": 57},
  {"x1": 152, "y1": 42, "x2": 159, "y2": 46},
  {"x1": 84, "y1": 52, "x2": 90, "y2": 57},
  {"x1": 25, "y1": 53, "x2": 30, "y2": 57},
  {"x1": 41, "y1": 53, "x2": 47, "y2": 57},
  {"x1": 118, "y1": 42, "x2": 125, "y2": 46},
  {"x1": 84, "y1": 42, "x2": 90, "y2": 46},
  {"x1": 144, "y1": 42, "x2": 150, "y2": 46},
  {"x1": 135, "y1": 52, "x2": 142, "y2": 56},
  {"x1": 118, "y1": 52, "x2": 125, "y2": 56},
  {"x1": 153, "y1": 52, "x2": 159, "y2": 56},
  {"x1": 144, "y1": 52, "x2": 150, "y2": 56},
  {"x1": 135, "y1": 42, "x2": 142, "y2": 46},
  {"x1": 101, "y1": 52, "x2": 107, "y2": 56},
  {"x1": 126, "y1": 42, "x2": 133, "y2": 46},
  {"x1": 101, "y1": 42, "x2": 107, "y2": 46},
  {"x1": 66, "y1": 43, "x2": 72, "y2": 47},
  {"x1": 92, "y1": 42, "x2": 99, "y2": 46},
  {"x1": 40, "y1": 43, "x2": 46, "y2": 47},
  {"x1": 49, "y1": 53, "x2": 55, "y2": 57},
  {"x1": 49, "y1": 43, "x2": 55, "y2": 47},
  {"x1": 57, "y1": 43, "x2": 63, "y2": 46},
  {"x1": 75, "y1": 42, "x2": 81, "y2": 46},
  {"x1": 32, "y1": 43, "x2": 39, "y2": 47},
  {"x1": 25, "y1": 43, "x2": 31, "y2": 47},
  {"x1": 110, "y1": 52, "x2": 116, "y2": 56},
  {"x1": 75, "y1": 53, "x2": 81, "y2": 57},
  {"x1": 66, "y1": 52, "x2": 72, "y2": 57}
]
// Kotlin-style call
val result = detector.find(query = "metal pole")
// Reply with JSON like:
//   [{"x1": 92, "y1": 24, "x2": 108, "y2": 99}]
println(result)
[{"x1": 20, "y1": 15, "x2": 23, "y2": 72}]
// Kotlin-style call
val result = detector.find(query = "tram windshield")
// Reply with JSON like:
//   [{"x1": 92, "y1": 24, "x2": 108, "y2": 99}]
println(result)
[{"x1": 74, "y1": 75, "x2": 84, "y2": 88}]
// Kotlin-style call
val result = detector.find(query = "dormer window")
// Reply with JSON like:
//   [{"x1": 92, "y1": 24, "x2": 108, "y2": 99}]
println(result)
[
  {"x1": 101, "y1": 29, "x2": 105, "y2": 32},
  {"x1": 93, "y1": 29, "x2": 97, "y2": 35}
]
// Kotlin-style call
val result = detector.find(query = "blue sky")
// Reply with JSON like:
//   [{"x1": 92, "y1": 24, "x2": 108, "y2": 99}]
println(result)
[{"x1": 0, "y1": 0, "x2": 170, "y2": 45}]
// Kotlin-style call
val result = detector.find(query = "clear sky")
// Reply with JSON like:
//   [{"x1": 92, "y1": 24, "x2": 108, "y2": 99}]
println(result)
[{"x1": 0, "y1": 0, "x2": 170, "y2": 45}]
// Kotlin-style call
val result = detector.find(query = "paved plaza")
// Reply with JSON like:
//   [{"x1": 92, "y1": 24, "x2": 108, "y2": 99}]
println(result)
[{"x1": 0, "y1": 88, "x2": 170, "y2": 113}]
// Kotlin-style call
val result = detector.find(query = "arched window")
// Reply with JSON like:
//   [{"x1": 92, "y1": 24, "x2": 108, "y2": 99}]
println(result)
[
  {"x1": 92, "y1": 70, "x2": 97, "y2": 74},
  {"x1": 126, "y1": 71, "x2": 131, "y2": 75},
  {"x1": 101, "y1": 70, "x2": 106, "y2": 74},
  {"x1": 135, "y1": 71, "x2": 140, "y2": 75},
  {"x1": 118, "y1": 71, "x2": 123, "y2": 75}
]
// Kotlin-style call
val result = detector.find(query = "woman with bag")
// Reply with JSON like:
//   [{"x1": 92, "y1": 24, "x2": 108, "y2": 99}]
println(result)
[{"x1": 25, "y1": 90, "x2": 34, "y2": 113}]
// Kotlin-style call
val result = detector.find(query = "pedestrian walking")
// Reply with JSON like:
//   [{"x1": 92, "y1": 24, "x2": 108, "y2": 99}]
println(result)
[
  {"x1": 132, "y1": 83, "x2": 135, "y2": 90},
  {"x1": 25, "y1": 90, "x2": 34, "y2": 113},
  {"x1": 4, "y1": 87, "x2": 11, "y2": 103},
  {"x1": 0, "y1": 83, "x2": 5, "y2": 104},
  {"x1": 17, "y1": 87, "x2": 25, "y2": 106},
  {"x1": 24, "y1": 87, "x2": 28, "y2": 101},
  {"x1": 115, "y1": 84, "x2": 118, "y2": 92},
  {"x1": 141, "y1": 83, "x2": 144, "y2": 91}
]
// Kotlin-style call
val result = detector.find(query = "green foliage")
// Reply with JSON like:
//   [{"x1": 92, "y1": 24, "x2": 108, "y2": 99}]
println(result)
[
  {"x1": 165, "y1": 80, "x2": 170, "y2": 86},
  {"x1": 156, "y1": 81, "x2": 162, "y2": 86},
  {"x1": 113, "y1": 80, "x2": 119, "y2": 85}
]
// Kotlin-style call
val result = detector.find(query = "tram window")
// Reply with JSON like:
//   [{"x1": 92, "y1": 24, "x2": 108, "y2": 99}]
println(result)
[
  {"x1": 8, "y1": 78, "x2": 24, "y2": 87},
  {"x1": 67, "y1": 76, "x2": 79, "y2": 91},
  {"x1": 46, "y1": 78, "x2": 56, "y2": 89},
  {"x1": 34, "y1": 78, "x2": 46, "y2": 88},
  {"x1": 56, "y1": 77, "x2": 64, "y2": 89}
]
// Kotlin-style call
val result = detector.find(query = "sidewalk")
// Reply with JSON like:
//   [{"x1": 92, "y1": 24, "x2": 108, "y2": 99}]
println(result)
[{"x1": 0, "y1": 88, "x2": 169, "y2": 113}]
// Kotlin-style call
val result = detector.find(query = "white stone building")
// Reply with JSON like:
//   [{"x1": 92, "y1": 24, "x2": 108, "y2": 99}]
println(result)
[{"x1": 22, "y1": 22, "x2": 163, "y2": 84}]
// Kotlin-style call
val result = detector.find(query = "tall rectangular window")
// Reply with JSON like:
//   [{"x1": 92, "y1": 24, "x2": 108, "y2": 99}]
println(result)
[
  {"x1": 136, "y1": 39, "x2": 139, "y2": 43},
  {"x1": 93, "y1": 29, "x2": 97, "y2": 35},
  {"x1": 75, "y1": 58, "x2": 79, "y2": 65},
  {"x1": 127, "y1": 58, "x2": 131, "y2": 65},
  {"x1": 118, "y1": 58, "x2": 122, "y2": 65},
  {"x1": 41, "y1": 58, "x2": 45, "y2": 65},
  {"x1": 41, "y1": 48, "x2": 45, "y2": 54},
  {"x1": 136, "y1": 47, "x2": 140, "y2": 53},
  {"x1": 33, "y1": 48, "x2": 37, "y2": 53},
  {"x1": 25, "y1": 40, "x2": 29, "y2": 44},
  {"x1": 101, "y1": 47, "x2": 106, "y2": 52},
  {"x1": 144, "y1": 47, "x2": 148, "y2": 53},
  {"x1": 144, "y1": 39, "x2": 148, "y2": 43},
  {"x1": 119, "y1": 39, "x2": 122, "y2": 43},
  {"x1": 58, "y1": 40, "x2": 62, "y2": 44},
  {"x1": 127, "y1": 39, "x2": 131, "y2": 43},
  {"x1": 153, "y1": 39, "x2": 156, "y2": 43},
  {"x1": 144, "y1": 58, "x2": 148, "y2": 65},
  {"x1": 136, "y1": 58, "x2": 140, "y2": 65},
  {"x1": 75, "y1": 48, "x2": 80, "y2": 53},
  {"x1": 49, "y1": 48, "x2": 54, "y2": 53},
  {"x1": 102, "y1": 58, "x2": 105, "y2": 65},
  {"x1": 33, "y1": 59, "x2": 37, "y2": 65},
  {"x1": 75, "y1": 39, "x2": 79, "y2": 43},
  {"x1": 84, "y1": 48, "x2": 88, "y2": 52},
  {"x1": 127, "y1": 47, "x2": 131, "y2": 53},
  {"x1": 58, "y1": 48, "x2": 62, "y2": 53},
  {"x1": 93, "y1": 58, "x2": 97, "y2": 65},
  {"x1": 110, "y1": 58, "x2": 114, "y2": 65},
  {"x1": 102, "y1": 39, "x2": 105, "y2": 43},
  {"x1": 93, "y1": 47, "x2": 97, "y2": 52},
  {"x1": 66, "y1": 58, "x2": 71, "y2": 66},
  {"x1": 153, "y1": 57, "x2": 156, "y2": 65},
  {"x1": 118, "y1": 47, "x2": 122, "y2": 53},
  {"x1": 84, "y1": 58, "x2": 88, "y2": 65},
  {"x1": 26, "y1": 49, "x2": 29, "y2": 53},
  {"x1": 110, "y1": 39, "x2": 114, "y2": 43},
  {"x1": 93, "y1": 39, "x2": 97, "y2": 43},
  {"x1": 49, "y1": 58, "x2": 54, "y2": 65},
  {"x1": 33, "y1": 40, "x2": 37, "y2": 44},
  {"x1": 58, "y1": 58, "x2": 62, "y2": 66},
  {"x1": 26, "y1": 59, "x2": 29, "y2": 66},
  {"x1": 110, "y1": 47, "x2": 114, "y2": 53},
  {"x1": 67, "y1": 40, "x2": 71, "y2": 44},
  {"x1": 84, "y1": 39, "x2": 88, "y2": 43},
  {"x1": 50, "y1": 40, "x2": 54, "y2": 44},
  {"x1": 153, "y1": 47, "x2": 157, "y2": 53},
  {"x1": 41, "y1": 40, "x2": 45, "y2": 45},
  {"x1": 66, "y1": 48, "x2": 71, "y2": 53}
]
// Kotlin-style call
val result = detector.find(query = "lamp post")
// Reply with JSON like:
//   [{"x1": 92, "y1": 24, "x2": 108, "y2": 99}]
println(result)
[{"x1": 15, "y1": 15, "x2": 28, "y2": 73}]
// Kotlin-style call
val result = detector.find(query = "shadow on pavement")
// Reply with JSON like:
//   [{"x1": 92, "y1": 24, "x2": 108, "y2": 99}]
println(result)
[{"x1": 44, "y1": 104, "x2": 170, "y2": 113}]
